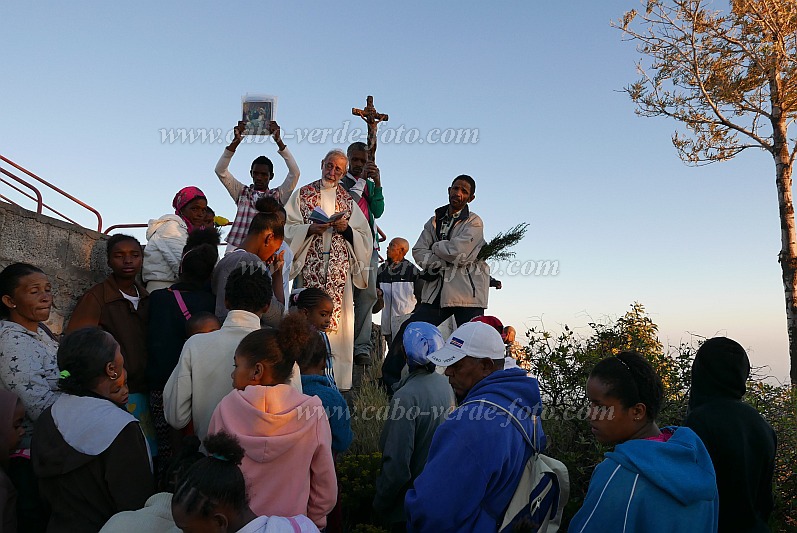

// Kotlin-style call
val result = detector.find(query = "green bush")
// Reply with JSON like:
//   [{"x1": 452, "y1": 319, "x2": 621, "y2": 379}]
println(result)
[{"x1": 337, "y1": 452, "x2": 383, "y2": 529}]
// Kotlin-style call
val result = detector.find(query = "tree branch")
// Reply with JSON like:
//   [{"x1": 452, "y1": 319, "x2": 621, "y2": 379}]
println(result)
[{"x1": 687, "y1": 3, "x2": 774, "y2": 151}]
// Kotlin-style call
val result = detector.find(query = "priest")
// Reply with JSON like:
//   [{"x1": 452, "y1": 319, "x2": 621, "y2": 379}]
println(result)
[{"x1": 285, "y1": 149, "x2": 373, "y2": 390}]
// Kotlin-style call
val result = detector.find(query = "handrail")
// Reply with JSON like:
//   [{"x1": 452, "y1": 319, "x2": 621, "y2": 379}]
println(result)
[
  {"x1": 103, "y1": 223, "x2": 148, "y2": 235},
  {"x1": 0, "y1": 170, "x2": 83, "y2": 226},
  {"x1": 0, "y1": 155, "x2": 102, "y2": 232},
  {"x1": 0, "y1": 167, "x2": 43, "y2": 214}
]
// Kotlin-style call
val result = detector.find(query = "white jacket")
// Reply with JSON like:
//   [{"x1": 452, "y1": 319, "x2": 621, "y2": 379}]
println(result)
[{"x1": 143, "y1": 214, "x2": 187, "y2": 288}]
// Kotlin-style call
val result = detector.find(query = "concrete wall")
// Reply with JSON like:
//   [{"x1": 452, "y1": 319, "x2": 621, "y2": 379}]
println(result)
[{"x1": 0, "y1": 202, "x2": 109, "y2": 334}]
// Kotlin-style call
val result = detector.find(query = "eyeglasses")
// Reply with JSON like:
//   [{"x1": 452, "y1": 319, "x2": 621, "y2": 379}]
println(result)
[{"x1": 324, "y1": 162, "x2": 346, "y2": 176}]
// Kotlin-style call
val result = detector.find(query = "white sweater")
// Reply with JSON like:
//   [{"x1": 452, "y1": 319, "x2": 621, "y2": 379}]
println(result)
[
  {"x1": 163, "y1": 310, "x2": 303, "y2": 441},
  {"x1": 163, "y1": 310, "x2": 261, "y2": 440}
]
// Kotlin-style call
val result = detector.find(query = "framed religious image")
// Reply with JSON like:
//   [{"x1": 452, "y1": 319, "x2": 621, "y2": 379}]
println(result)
[{"x1": 242, "y1": 94, "x2": 278, "y2": 135}]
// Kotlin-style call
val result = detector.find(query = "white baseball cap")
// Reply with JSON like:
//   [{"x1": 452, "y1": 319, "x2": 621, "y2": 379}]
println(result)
[{"x1": 428, "y1": 321, "x2": 506, "y2": 367}]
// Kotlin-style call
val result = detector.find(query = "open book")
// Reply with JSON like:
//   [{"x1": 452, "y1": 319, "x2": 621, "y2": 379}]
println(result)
[{"x1": 309, "y1": 206, "x2": 345, "y2": 224}]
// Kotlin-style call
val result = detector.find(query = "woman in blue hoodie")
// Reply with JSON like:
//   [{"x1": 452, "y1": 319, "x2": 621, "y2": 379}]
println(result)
[{"x1": 570, "y1": 351, "x2": 719, "y2": 533}]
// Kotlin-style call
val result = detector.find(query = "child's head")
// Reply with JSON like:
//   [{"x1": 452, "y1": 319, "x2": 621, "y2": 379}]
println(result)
[
  {"x1": 172, "y1": 431, "x2": 251, "y2": 532},
  {"x1": 586, "y1": 351, "x2": 663, "y2": 445},
  {"x1": 231, "y1": 313, "x2": 314, "y2": 390},
  {"x1": 203, "y1": 207, "x2": 216, "y2": 228},
  {"x1": 247, "y1": 197, "x2": 285, "y2": 263},
  {"x1": 106, "y1": 234, "x2": 143, "y2": 282},
  {"x1": 0, "y1": 390, "x2": 24, "y2": 459},
  {"x1": 292, "y1": 288, "x2": 334, "y2": 331},
  {"x1": 186, "y1": 312, "x2": 222, "y2": 337},
  {"x1": 179, "y1": 240, "x2": 219, "y2": 286},
  {"x1": 224, "y1": 265, "x2": 273, "y2": 316},
  {"x1": 159, "y1": 435, "x2": 205, "y2": 493},
  {"x1": 297, "y1": 333, "x2": 329, "y2": 376}
]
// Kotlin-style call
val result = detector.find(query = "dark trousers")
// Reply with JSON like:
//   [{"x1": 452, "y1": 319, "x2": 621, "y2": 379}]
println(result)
[{"x1": 380, "y1": 302, "x2": 483, "y2": 393}]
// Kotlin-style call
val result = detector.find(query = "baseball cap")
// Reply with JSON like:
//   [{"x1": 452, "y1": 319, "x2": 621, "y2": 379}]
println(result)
[{"x1": 428, "y1": 321, "x2": 506, "y2": 367}]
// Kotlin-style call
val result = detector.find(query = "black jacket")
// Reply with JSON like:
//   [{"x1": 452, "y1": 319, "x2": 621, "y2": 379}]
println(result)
[{"x1": 684, "y1": 337, "x2": 777, "y2": 533}]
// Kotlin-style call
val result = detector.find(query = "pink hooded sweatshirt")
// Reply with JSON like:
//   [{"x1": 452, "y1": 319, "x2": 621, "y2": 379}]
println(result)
[{"x1": 208, "y1": 384, "x2": 337, "y2": 528}]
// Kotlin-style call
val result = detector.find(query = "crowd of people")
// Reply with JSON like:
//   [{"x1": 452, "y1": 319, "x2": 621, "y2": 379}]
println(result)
[{"x1": 0, "y1": 119, "x2": 778, "y2": 532}]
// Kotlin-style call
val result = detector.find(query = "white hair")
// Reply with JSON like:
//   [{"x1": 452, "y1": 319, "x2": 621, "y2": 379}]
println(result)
[{"x1": 323, "y1": 149, "x2": 348, "y2": 168}]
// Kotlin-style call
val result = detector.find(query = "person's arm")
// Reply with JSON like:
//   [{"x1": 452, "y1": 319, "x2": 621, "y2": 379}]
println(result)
[
  {"x1": 162, "y1": 342, "x2": 194, "y2": 430},
  {"x1": 307, "y1": 415, "x2": 338, "y2": 526},
  {"x1": 326, "y1": 393, "x2": 353, "y2": 453},
  {"x1": 412, "y1": 218, "x2": 447, "y2": 272},
  {"x1": 372, "y1": 287, "x2": 384, "y2": 314},
  {"x1": 270, "y1": 250, "x2": 285, "y2": 305},
  {"x1": 103, "y1": 422, "x2": 154, "y2": 511},
  {"x1": 364, "y1": 163, "x2": 385, "y2": 219},
  {"x1": 430, "y1": 215, "x2": 484, "y2": 265},
  {"x1": 214, "y1": 122, "x2": 247, "y2": 202},
  {"x1": 0, "y1": 332, "x2": 59, "y2": 421},
  {"x1": 373, "y1": 395, "x2": 416, "y2": 514},
  {"x1": 271, "y1": 123, "x2": 301, "y2": 204},
  {"x1": 64, "y1": 291, "x2": 102, "y2": 333}
]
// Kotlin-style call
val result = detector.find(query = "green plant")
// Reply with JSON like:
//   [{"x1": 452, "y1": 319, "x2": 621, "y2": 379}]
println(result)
[
  {"x1": 337, "y1": 452, "x2": 383, "y2": 530},
  {"x1": 477, "y1": 222, "x2": 529, "y2": 261},
  {"x1": 348, "y1": 364, "x2": 389, "y2": 456},
  {"x1": 745, "y1": 381, "x2": 797, "y2": 531}
]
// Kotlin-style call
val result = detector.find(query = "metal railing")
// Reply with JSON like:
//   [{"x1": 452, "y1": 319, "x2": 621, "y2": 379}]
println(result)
[{"x1": 0, "y1": 154, "x2": 103, "y2": 232}]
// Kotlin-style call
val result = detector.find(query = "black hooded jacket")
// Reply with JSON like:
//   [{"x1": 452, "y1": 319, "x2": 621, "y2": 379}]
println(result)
[{"x1": 684, "y1": 337, "x2": 777, "y2": 533}]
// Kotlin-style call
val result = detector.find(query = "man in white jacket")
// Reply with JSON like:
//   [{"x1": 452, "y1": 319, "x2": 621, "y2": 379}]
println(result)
[{"x1": 381, "y1": 175, "x2": 490, "y2": 392}]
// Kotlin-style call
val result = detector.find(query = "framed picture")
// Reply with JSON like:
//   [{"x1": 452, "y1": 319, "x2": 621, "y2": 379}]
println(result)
[{"x1": 242, "y1": 94, "x2": 278, "y2": 135}]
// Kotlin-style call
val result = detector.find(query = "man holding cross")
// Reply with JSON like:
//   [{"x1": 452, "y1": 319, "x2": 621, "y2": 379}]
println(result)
[{"x1": 341, "y1": 142, "x2": 384, "y2": 374}]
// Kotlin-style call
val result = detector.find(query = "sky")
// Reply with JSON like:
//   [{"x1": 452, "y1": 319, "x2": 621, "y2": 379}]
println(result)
[{"x1": 1, "y1": 1, "x2": 791, "y2": 382}]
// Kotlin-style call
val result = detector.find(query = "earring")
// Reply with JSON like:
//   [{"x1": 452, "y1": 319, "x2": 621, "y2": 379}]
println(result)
[{"x1": 109, "y1": 372, "x2": 119, "y2": 380}]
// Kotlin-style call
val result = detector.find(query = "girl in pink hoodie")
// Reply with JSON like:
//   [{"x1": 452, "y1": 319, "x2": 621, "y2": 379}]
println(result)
[{"x1": 208, "y1": 314, "x2": 337, "y2": 529}]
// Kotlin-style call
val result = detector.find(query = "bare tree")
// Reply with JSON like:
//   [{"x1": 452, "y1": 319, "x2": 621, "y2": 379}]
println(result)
[{"x1": 616, "y1": 0, "x2": 797, "y2": 383}]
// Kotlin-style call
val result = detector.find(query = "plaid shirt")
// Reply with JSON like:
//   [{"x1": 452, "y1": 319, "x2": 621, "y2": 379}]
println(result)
[
  {"x1": 225, "y1": 186, "x2": 280, "y2": 248},
  {"x1": 215, "y1": 146, "x2": 300, "y2": 249}
]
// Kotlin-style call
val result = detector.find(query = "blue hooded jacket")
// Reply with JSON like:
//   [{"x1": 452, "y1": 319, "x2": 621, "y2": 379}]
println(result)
[
  {"x1": 405, "y1": 367, "x2": 546, "y2": 532},
  {"x1": 569, "y1": 426, "x2": 719, "y2": 533}
]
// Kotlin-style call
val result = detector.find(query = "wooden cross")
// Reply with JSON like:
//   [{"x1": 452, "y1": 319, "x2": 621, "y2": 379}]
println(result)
[{"x1": 352, "y1": 95, "x2": 389, "y2": 161}]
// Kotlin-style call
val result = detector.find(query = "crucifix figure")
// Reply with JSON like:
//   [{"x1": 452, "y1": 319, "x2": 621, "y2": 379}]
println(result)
[{"x1": 352, "y1": 95, "x2": 389, "y2": 161}]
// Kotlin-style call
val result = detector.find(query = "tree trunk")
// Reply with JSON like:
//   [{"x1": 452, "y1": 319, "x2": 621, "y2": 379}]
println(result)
[{"x1": 772, "y1": 120, "x2": 797, "y2": 384}]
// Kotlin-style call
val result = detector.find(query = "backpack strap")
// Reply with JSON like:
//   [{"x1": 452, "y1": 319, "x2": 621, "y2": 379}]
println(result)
[
  {"x1": 286, "y1": 516, "x2": 302, "y2": 533},
  {"x1": 459, "y1": 398, "x2": 540, "y2": 453},
  {"x1": 38, "y1": 322, "x2": 60, "y2": 344},
  {"x1": 169, "y1": 289, "x2": 192, "y2": 321}
]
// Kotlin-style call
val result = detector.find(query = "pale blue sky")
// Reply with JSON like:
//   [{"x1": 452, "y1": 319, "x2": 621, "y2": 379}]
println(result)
[{"x1": 1, "y1": 1, "x2": 789, "y2": 380}]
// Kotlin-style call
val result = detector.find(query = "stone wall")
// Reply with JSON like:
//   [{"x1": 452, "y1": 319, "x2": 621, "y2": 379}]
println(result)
[{"x1": 0, "y1": 202, "x2": 109, "y2": 334}]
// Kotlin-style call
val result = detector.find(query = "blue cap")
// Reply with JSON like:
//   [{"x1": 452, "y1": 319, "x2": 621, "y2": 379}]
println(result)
[{"x1": 403, "y1": 322, "x2": 445, "y2": 367}]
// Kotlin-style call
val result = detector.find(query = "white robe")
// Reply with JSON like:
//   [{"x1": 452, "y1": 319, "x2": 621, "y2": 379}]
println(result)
[{"x1": 284, "y1": 183, "x2": 373, "y2": 390}]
